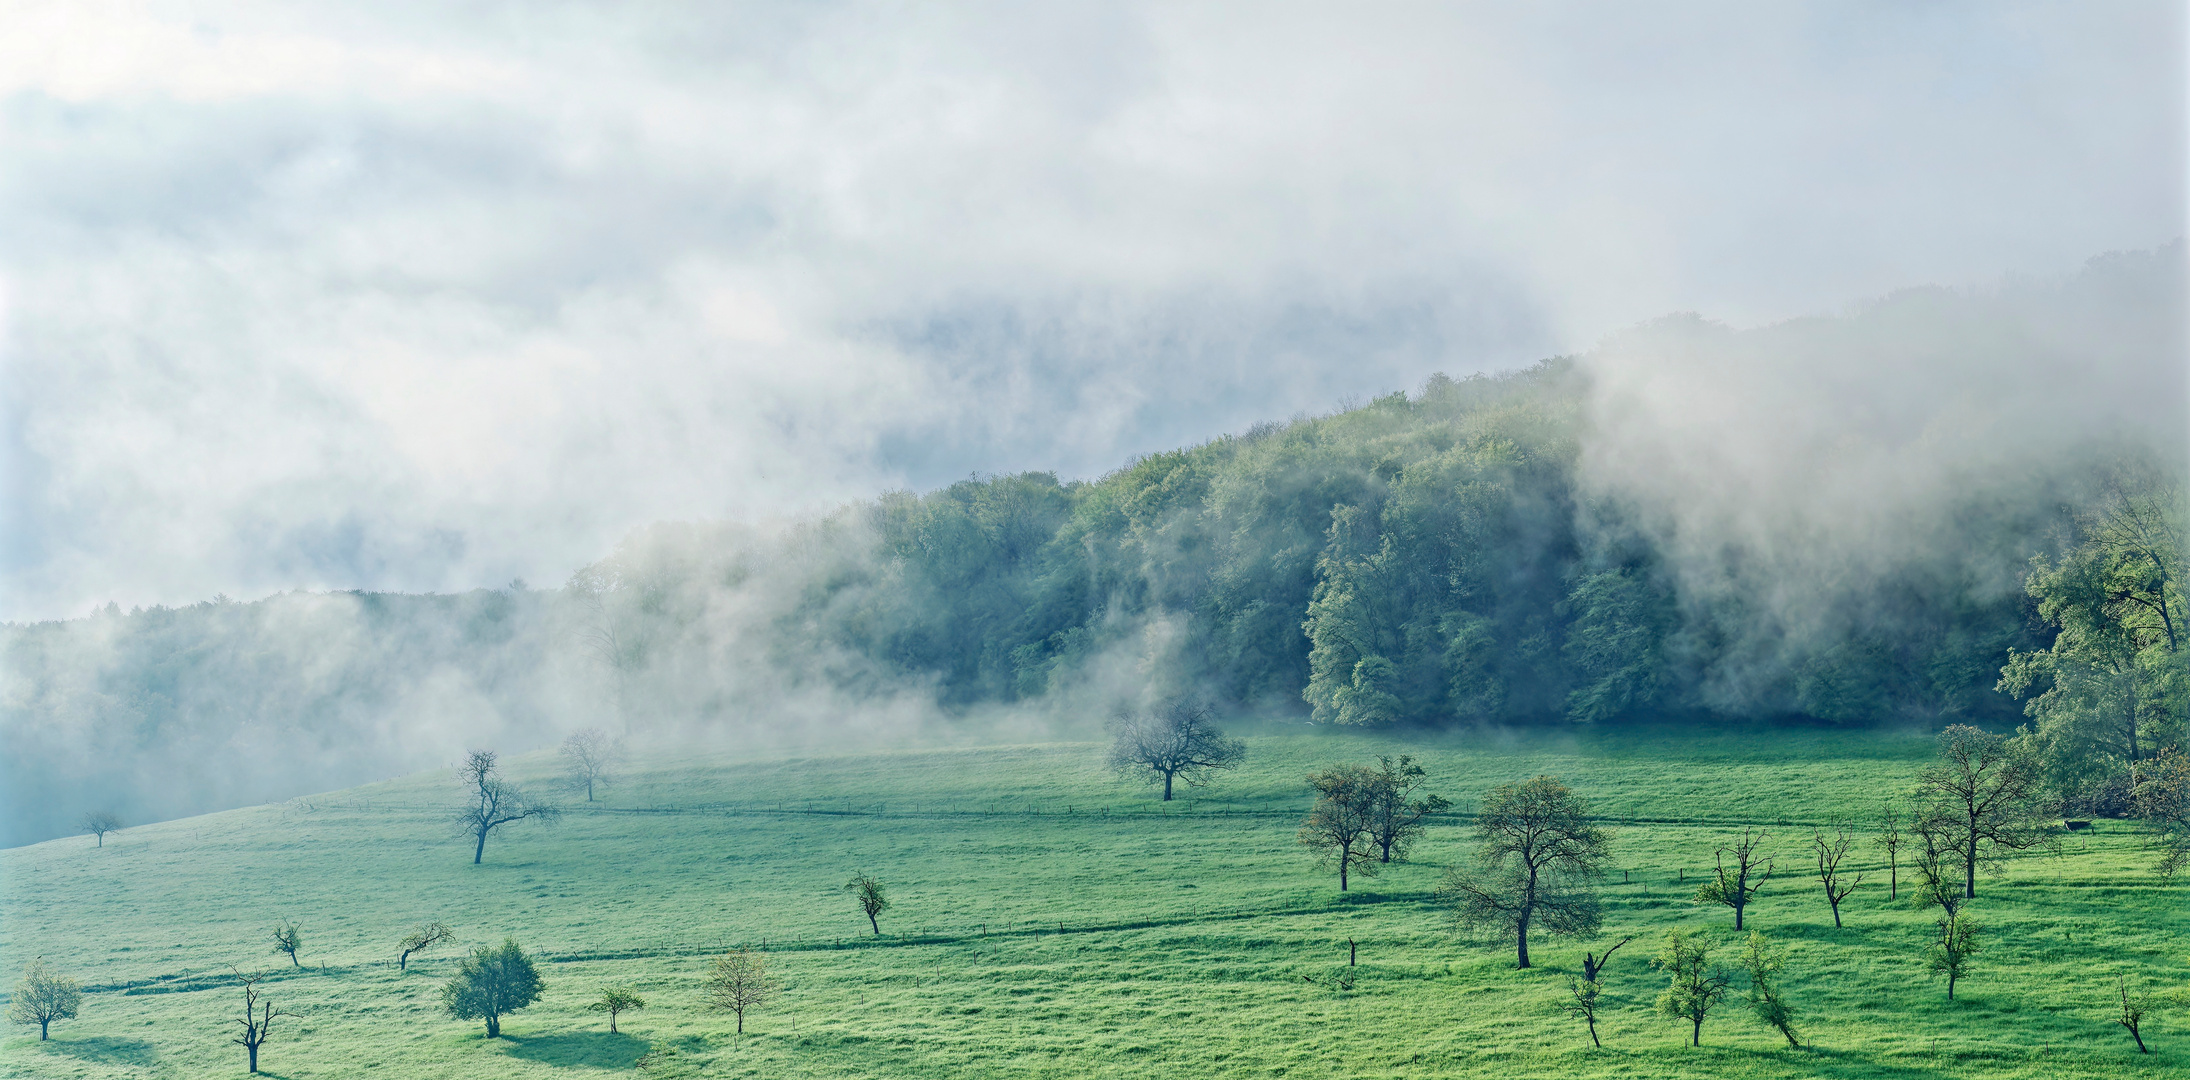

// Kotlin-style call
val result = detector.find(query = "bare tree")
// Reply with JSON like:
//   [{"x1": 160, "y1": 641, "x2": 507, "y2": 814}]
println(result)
[
  {"x1": 1562, "y1": 976, "x2": 1607, "y2": 1047},
  {"x1": 229, "y1": 969, "x2": 288, "y2": 1074},
  {"x1": 1437, "y1": 776, "x2": 1612, "y2": 968},
  {"x1": 707, "y1": 949, "x2": 779, "y2": 1034},
  {"x1": 1580, "y1": 934, "x2": 1636, "y2": 983},
  {"x1": 1694, "y1": 829, "x2": 1771, "y2": 931},
  {"x1": 398, "y1": 922, "x2": 455, "y2": 971},
  {"x1": 456, "y1": 750, "x2": 560, "y2": 864},
  {"x1": 843, "y1": 874, "x2": 890, "y2": 935},
  {"x1": 1916, "y1": 725, "x2": 2054, "y2": 899},
  {"x1": 1738, "y1": 931, "x2": 1800, "y2": 1048},
  {"x1": 588, "y1": 986, "x2": 646, "y2": 1034},
  {"x1": 1875, "y1": 804, "x2": 1906, "y2": 900},
  {"x1": 78, "y1": 811, "x2": 122, "y2": 848},
  {"x1": 1365, "y1": 755, "x2": 1451, "y2": 863},
  {"x1": 1653, "y1": 929, "x2": 1733, "y2": 1046},
  {"x1": 2112, "y1": 975, "x2": 2181, "y2": 1053},
  {"x1": 1298, "y1": 764, "x2": 1382, "y2": 891},
  {"x1": 269, "y1": 921, "x2": 303, "y2": 968},
  {"x1": 1811, "y1": 820, "x2": 1866, "y2": 928},
  {"x1": 1105, "y1": 698, "x2": 1245, "y2": 801},
  {"x1": 8, "y1": 958, "x2": 80, "y2": 1040},
  {"x1": 560, "y1": 728, "x2": 621, "y2": 802}
]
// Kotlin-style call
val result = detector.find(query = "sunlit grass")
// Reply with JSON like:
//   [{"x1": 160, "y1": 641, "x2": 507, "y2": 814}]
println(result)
[{"x1": 3, "y1": 723, "x2": 2185, "y2": 1077}]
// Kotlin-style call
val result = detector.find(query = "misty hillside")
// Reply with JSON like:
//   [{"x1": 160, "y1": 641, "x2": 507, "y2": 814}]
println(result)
[{"x1": 4, "y1": 250, "x2": 2184, "y2": 848}]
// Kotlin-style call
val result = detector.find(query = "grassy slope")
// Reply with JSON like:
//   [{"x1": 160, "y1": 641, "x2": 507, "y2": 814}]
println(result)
[{"x1": 2, "y1": 723, "x2": 2185, "y2": 1079}]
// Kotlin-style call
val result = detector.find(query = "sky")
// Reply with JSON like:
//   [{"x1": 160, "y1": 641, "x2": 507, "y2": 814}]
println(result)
[{"x1": 2, "y1": 0, "x2": 2184, "y2": 623}]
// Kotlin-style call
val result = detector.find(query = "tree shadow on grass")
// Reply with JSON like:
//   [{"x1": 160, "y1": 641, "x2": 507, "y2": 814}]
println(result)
[
  {"x1": 40, "y1": 1035, "x2": 159, "y2": 1068},
  {"x1": 501, "y1": 1030, "x2": 650, "y2": 1068}
]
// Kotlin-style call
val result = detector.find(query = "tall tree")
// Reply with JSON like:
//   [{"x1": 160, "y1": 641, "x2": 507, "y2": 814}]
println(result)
[
  {"x1": 442, "y1": 940, "x2": 546, "y2": 1038},
  {"x1": 1694, "y1": 829, "x2": 1772, "y2": 931},
  {"x1": 1914, "y1": 726, "x2": 2052, "y2": 899},
  {"x1": 559, "y1": 728, "x2": 621, "y2": 802},
  {"x1": 2001, "y1": 470, "x2": 2185, "y2": 809},
  {"x1": 1653, "y1": 930, "x2": 1733, "y2": 1047},
  {"x1": 456, "y1": 750, "x2": 560, "y2": 865},
  {"x1": 7, "y1": 959, "x2": 80, "y2": 1040},
  {"x1": 1298, "y1": 764, "x2": 1382, "y2": 891},
  {"x1": 2132, "y1": 747, "x2": 2190, "y2": 877},
  {"x1": 1105, "y1": 699, "x2": 1245, "y2": 801},
  {"x1": 707, "y1": 949, "x2": 780, "y2": 1034},
  {"x1": 1437, "y1": 776, "x2": 1612, "y2": 967},
  {"x1": 1365, "y1": 755, "x2": 1451, "y2": 863}
]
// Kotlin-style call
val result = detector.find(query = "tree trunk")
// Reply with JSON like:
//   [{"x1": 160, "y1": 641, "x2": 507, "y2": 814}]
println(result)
[
  {"x1": 737, "y1": 1009, "x2": 745, "y2": 1034},
  {"x1": 486, "y1": 1013, "x2": 501, "y2": 1037},
  {"x1": 1946, "y1": 972, "x2": 1956, "y2": 1001},
  {"x1": 1338, "y1": 848, "x2": 1349, "y2": 891},
  {"x1": 2130, "y1": 1024, "x2": 2148, "y2": 1053},
  {"x1": 1963, "y1": 830, "x2": 1978, "y2": 899},
  {"x1": 1691, "y1": 1017, "x2": 1702, "y2": 1046},
  {"x1": 40, "y1": 1018, "x2": 49, "y2": 1040},
  {"x1": 1587, "y1": 1015, "x2": 1598, "y2": 1047},
  {"x1": 1515, "y1": 908, "x2": 1531, "y2": 968},
  {"x1": 588, "y1": 777, "x2": 597, "y2": 802},
  {"x1": 1733, "y1": 900, "x2": 1743, "y2": 931},
  {"x1": 868, "y1": 911, "x2": 879, "y2": 935},
  {"x1": 1829, "y1": 897, "x2": 1842, "y2": 928},
  {"x1": 475, "y1": 828, "x2": 489, "y2": 865},
  {"x1": 248, "y1": 1043, "x2": 259, "y2": 1073},
  {"x1": 609, "y1": 1011, "x2": 618, "y2": 1034},
  {"x1": 288, "y1": 952, "x2": 299, "y2": 968},
  {"x1": 1162, "y1": 772, "x2": 1173, "y2": 801}
]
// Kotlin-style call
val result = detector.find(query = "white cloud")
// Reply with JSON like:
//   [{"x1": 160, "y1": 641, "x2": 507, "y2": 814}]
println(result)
[{"x1": 2, "y1": 0, "x2": 2182, "y2": 619}]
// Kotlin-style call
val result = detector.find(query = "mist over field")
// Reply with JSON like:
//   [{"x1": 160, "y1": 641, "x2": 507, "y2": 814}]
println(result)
[{"x1": 1, "y1": 3, "x2": 2184, "y2": 848}]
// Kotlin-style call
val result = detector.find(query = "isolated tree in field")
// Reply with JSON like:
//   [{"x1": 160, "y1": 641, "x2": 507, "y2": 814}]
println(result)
[
  {"x1": 707, "y1": 949, "x2": 779, "y2": 1034},
  {"x1": 1738, "y1": 931, "x2": 1801, "y2": 1049},
  {"x1": 2132, "y1": 747, "x2": 2190, "y2": 877},
  {"x1": 269, "y1": 921, "x2": 303, "y2": 967},
  {"x1": 1875, "y1": 805, "x2": 1906, "y2": 900},
  {"x1": 398, "y1": 922, "x2": 455, "y2": 971},
  {"x1": 588, "y1": 986, "x2": 645, "y2": 1034},
  {"x1": 229, "y1": 969, "x2": 287, "y2": 1074},
  {"x1": 1562, "y1": 976, "x2": 1607, "y2": 1047},
  {"x1": 1106, "y1": 698, "x2": 1245, "y2": 801},
  {"x1": 456, "y1": 750, "x2": 560, "y2": 864},
  {"x1": 1299, "y1": 764, "x2": 1382, "y2": 891},
  {"x1": 78, "y1": 811, "x2": 122, "y2": 848},
  {"x1": 1437, "y1": 775, "x2": 1612, "y2": 968},
  {"x1": 1653, "y1": 929, "x2": 1733, "y2": 1046},
  {"x1": 7, "y1": 958, "x2": 80, "y2": 1040},
  {"x1": 1925, "y1": 909, "x2": 1981, "y2": 1000},
  {"x1": 844, "y1": 874, "x2": 890, "y2": 935},
  {"x1": 1365, "y1": 755, "x2": 1451, "y2": 863},
  {"x1": 2113, "y1": 975, "x2": 2183, "y2": 1053},
  {"x1": 442, "y1": 939, "x2": 545, "y2": 1038},
  {"x1": 1694, "y1": 828, "x2": 1771, "y2": 930},
  {"x1": 1811, "y1": 820, "x2": 1866, "y2": 928},
  {"x1": 560, "y1": 727, "x2": 621, "y2": 802},
  {"x1": 1915, "y1": 725, "x2": 2052, "y2": 899}
]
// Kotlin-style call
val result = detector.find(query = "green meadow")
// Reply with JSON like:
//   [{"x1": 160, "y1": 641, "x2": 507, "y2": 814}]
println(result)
[{"x1": 3, "y1": 723, "x2": 2185, "y2": 1079}]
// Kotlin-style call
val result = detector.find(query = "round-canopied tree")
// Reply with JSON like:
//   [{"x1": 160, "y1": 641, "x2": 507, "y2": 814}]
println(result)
[
  {"x1": 442, "y1": 940, "x2": 545, "y2": 1038},
  {"x1": 1438, "y1": 775, "x2": 1613, "y2": 968}
]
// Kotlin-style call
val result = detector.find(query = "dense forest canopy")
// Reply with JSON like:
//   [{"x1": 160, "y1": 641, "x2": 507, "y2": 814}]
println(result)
[{"x1": 4, "y1": 251, "x2": 2184, "y2": 846}]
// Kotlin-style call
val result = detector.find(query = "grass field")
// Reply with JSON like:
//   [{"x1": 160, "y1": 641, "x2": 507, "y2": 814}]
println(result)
[{"x1": 3, "y1": 722, "x2": 2185, "y2": 1078}]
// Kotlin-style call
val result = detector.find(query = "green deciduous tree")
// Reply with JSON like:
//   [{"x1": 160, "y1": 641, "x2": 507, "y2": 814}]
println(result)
[
  {"x1": 1298, "y1": 763, "x2": 1383, "y2": 891},
  {"x1": 1915, "y1": 726, "x2": 2053, "y2": 899},
  {"x1": 1653, "y1": 929, "x2": 1733, "y2": 1047},
  {"x1": 7, "y1": 958, "x2": 80, "y2": 1040},
  {"x1": 588, "y1": 986, "x2": 645, "y2": 1034},
  {"x1": 1926, "y1": 911, "x2": 1981, "y2": 1001},
  {"x1": 442, "y1": 939, "x2": 545, "y2": 1038},
  {"x1": 1739, "y1": 931, "x2": 1800, "y2": 1048},
  {"x1": 1437, "y1": 776, "x2": 1611, "y2": 968},
  {"x1": 1365, "y1": 755, "x2": 1450, "y2": 863},
  {"x1": 1562, "y1": 976, "x2": 1607, "y2": 1047},
  {"x1": 2132, "y1": 747, "x2": 2190, "y2": 877}
]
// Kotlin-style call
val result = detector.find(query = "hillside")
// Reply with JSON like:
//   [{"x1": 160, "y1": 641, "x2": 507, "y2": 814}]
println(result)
[{"x1": 4, "y1": 725, "x2": 2185, "y2": 1078}]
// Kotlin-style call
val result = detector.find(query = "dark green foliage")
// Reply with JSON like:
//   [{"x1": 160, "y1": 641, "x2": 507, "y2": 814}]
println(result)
[
  {"x1": 1653, "y1": 929, "x2": 1734, "y2": 1046},
  {"x1": 442, "y1": 939, "x2": 546, "y2": 1038},
  {"x1": 1439, "y1": 775, "x2": 1610, "y2": 968}
]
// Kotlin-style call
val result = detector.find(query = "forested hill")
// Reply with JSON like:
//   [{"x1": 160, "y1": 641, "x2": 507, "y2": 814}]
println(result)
[{"x1": 5, "y1": 254, "x2": 2185, "y2": 847}]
